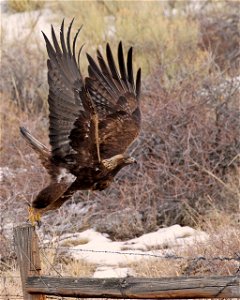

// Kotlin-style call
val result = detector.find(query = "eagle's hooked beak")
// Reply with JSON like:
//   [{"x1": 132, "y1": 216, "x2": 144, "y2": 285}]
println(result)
[{"x1": 125, "y1": 157, "x2": 137, "y2": 165}]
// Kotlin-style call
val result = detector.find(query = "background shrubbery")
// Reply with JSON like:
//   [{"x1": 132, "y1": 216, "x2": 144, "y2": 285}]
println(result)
[{"x1": 1, "y1": 0, "x2": 239, "y2": 243}]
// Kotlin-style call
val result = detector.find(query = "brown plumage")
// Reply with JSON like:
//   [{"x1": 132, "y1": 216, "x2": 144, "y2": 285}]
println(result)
[{"x1": 20, "y1": 19, "x2": 141, "y2": 216}]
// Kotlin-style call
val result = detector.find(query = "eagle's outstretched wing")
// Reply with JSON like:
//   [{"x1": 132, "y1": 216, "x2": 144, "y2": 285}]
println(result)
[
  {"x1": 86, "y1": 42, "x2": 141, "y2": 159},
  {"x1": 42, "y1": 19, "x2": 83, "y2": 160},
  {"x1": 43, "y1": 20, "x2": 141, "y2": 172},
  {"x1": 43, "y1": 19, "x2": 100, "y2": 169}
]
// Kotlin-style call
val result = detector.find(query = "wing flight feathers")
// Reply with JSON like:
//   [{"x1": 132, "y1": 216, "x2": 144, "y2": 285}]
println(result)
[
  {"x1": 136, "y1": 68, "x2": 141, "y2": 100},
  {"x1": 96, "y1": 50, "x2": 121, "y2": 96},
  {"x1": 118, "y1": 42, "x2": 129, "y2": 90},
  {"x1": 66, "y1": 18, "x2": 74, "y2": 57},
  {"x1": 41, "y1": 20, "x2": 141, "y2": 168},
  {"x1": 73, "y1": 27, "x2": 81, "y2": 63},
  {"x1": 87, "y1": 53, "x2": 119, "y2": 101},
  {"x1": 85, "y1": 42, "x2": 141, "y2": 158},
  {"x1": 106, "y1": 43, "x2": 124, "y2": 91},
  {"x1": 20, "y1": 127, "x2": 51, "y2": 170},
  {"x1": 51, "y1": 25, "x2": 61, "y2": 56},
  {"x1": 127, "y1": 47, "x2": 134, "y2": 93},
  {"x1": 43, "y1": 20, "x2": 84, "y2": 160},
  {"x1": 87, "y1": 42, "x2": 140, "y2": 102},
  {"x1": 60, "y1": 19, "x2": 68, "y2": 56}
]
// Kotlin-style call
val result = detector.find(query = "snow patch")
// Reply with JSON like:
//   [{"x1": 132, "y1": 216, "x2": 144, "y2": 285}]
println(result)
[
  {"x1": 53, "y1": 225, "x2": 208, "y2": 266},
  {"x1": 93, "y1": 266, "x2": 134, "y2": 278}
]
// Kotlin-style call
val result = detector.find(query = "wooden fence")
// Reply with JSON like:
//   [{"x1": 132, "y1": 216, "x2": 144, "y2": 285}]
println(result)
[{"x1": 13, "y1": 224, "x2": 240, "y2": 299}]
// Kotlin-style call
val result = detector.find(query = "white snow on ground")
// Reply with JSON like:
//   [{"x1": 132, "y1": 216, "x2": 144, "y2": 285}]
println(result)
[
  {"x1": 123, "y1": 224, "x2": 207, "y2": 250},
  {"x1": 93, "y1": 266, "x2": 134, "y2": 278},
  {"x1": 52, "y1": 225, "x2": 208, "y2": 277}
]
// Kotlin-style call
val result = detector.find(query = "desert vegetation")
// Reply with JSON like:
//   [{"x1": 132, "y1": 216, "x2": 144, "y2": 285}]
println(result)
[{"x1": 0, "y1": 0, "x2": 239, "y2": 297}]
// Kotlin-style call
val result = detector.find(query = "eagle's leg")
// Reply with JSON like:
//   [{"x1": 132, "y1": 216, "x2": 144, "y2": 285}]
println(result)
[{"x1": 28, "y1": 206, "x2": 41, "y2": 226}]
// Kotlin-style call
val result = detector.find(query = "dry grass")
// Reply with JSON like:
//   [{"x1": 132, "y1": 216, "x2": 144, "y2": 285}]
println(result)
[
  {"x1": 48, "y1": 0, "x2": 205, "y2": 83},
  {"x1": 130, "y1": 227, "x2": 239, "y2": 278},
  {"x1": 8, "y1": 0, "x2": 45, "y2": 13},
  {"x1": 40, "y1": 247, "x2": 96, "y2": 277},
  {"x1": 198, "y1": 7, "x2": 240, "y2": 76}
]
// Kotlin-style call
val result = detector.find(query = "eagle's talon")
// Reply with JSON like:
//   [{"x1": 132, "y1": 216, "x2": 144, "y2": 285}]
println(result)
[{"x1": 28, "y1": 207, "x2": 41, "y2": 226}]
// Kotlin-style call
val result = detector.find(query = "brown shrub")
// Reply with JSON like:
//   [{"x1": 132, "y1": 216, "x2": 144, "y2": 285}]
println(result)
[
  {"x1": 0, "y1": 43, "x2": 48, "y2": 113},
  {"x1": 198, "y1": 9, "x2": 240, "y2": 75},
  {"x1": 134, "y1": 70, "x2": 239, "y2": 228}
]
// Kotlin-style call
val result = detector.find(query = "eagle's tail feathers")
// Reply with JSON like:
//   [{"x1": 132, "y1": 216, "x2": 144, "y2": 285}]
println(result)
[{"x1": 20, "y1": 127, "x2": 50, "y2": 156}]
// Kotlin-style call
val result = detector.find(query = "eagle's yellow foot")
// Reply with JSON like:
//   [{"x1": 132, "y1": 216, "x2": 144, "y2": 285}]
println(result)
[{"x1": 28, "y1": 207, "x2": 41, "y2": 226}]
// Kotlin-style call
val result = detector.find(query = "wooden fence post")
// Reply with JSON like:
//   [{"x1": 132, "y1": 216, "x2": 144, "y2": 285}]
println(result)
[{"x1": 14, "y1": 224, "x2": 46, "y2": 300}]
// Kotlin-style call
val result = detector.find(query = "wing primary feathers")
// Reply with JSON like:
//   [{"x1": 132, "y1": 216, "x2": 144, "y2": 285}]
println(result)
[
  {"x1": 96, "y1": 49, "x2": 111, "y2": 77},
  {"x1": 87, "y1": 53, "x2": 118, "y2": 99},
  {"x1": 118, "y1": 42, "x2": 128, "y2": 87},
  {"x1": 106, "y1": 43, "x2": 123, "y2": 91},
  {"x1": 73, "y1": 25, "x2": 83, "y2": 64},
  {"x1": 77, "y1": 43, "x2": 85, "y2": 69},
  {"x1": 127, "y1": 47, "x2": 135, "y2": 92},
  {"x1": 96, "y1": 50, "x2": 121, "y2": 95},
  {"x1": 87, "y1": 54, "x2": 106, "y2": 81},
  {"x1": 60, "y1": 19, "x2": 67, "y2": 55},
  {"x1": 136, "y1": 68, "x2": 141, "y2": 100},
  {"x1": 106, "y1": 43, "x2": 119, "y2": 79},
  {"x1": 66, "y1": 18, "x2": 74, "y2": 57},
  {"x1": 42, "y1": 31, "x2": 57, "y2": 62},
  {"x1": 51, "y1": 25, "x2": 62, "y2": 56},
  {"x1": 87, "y1": 54, "x2": 112, "y2": 92}
]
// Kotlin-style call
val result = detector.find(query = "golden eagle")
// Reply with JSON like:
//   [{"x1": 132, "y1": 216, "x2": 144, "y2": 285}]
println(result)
[{"x1": 20, "y1": 20, "x2": 141, "y2": 222}]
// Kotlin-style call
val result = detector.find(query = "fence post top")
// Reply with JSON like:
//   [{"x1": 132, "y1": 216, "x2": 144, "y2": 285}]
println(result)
[{"x1": 14, "y1": 223, "x2": 35, "y2": 230}]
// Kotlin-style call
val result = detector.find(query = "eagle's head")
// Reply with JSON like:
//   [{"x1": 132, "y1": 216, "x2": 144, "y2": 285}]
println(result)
[
  {"x1": 93, "y1": 155, "x2": 136, "y2": 191},
  {"x1": 102, "y1": 154, "x2": 136, "y2": 171}
]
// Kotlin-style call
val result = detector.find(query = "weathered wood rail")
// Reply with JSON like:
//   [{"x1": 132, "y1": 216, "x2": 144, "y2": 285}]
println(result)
[
  {"x1": 14, "y1": 224, "x2": 240, "y2": 299},
  {"x1": 26, "y1": 275, "x2": 239, "y2": 298}
]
